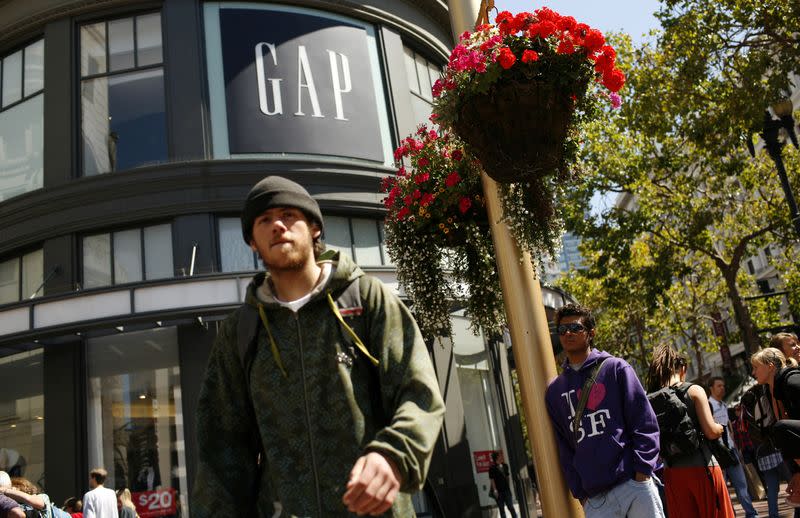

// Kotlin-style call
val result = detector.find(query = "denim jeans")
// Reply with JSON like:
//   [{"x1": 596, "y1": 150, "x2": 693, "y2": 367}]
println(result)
[
  {"x1": 583, "y1": 478, "x2": 665, "y2": 518},
  {"x1": 761, "y1": 465, "x2": 781, "y2": 518},
  {"x1": 723, "y1": 456, "x2": 759, "y2": 518},
  {"x1": 495, "y1": 489, "x2": 517, "y2": 518}
]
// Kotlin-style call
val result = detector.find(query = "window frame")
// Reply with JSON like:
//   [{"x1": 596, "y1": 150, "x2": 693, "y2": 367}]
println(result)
[
  {"x1": 81, "y1": 222, "x2": 174, "y2": 289},
  {"x1": 0, "y1": 247, "x2": 44, "y2": 305},
  {"x1": 78, "y1": 10, "x2": 167, "y2": 176},
  {"x1": 0, "y1": 37, "x2": 45, "y2": 113}
]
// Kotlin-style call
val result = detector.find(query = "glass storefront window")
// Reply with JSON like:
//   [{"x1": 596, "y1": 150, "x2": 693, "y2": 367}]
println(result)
[
  {"x1": 0, "y1": 39, "x2": 45, "y2": 202},
  {"x1": 402, "y1": 46, "x2": 442, "y2": 129},
  {"x1": 323, "y1": 216, "x2": 390, "y2": 266},
  {"x1": 80, "y1": 13, "x2": 166, "y2": 176},
  {"x1": 87, "y1": 327, "x2": 189, "y2": 517},
  {"x1": 0, "y1": 349, "x2": 44, "y2": 485},
  {"x1": 351, "y1": 218, "x2": 383, "y2": 266}
]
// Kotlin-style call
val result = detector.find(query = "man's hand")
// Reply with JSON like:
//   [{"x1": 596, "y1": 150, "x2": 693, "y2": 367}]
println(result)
[
  {"x1": 634, "y1": 472, "x2": 651, "y2": 482},
  {"x1": 342, "y1": 452, "x2": 402, "y2": 516}
]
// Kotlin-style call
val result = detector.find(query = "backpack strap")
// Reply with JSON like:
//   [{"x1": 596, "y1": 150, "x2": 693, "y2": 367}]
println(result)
[
  {"x1": 674, "y1": 382, "x2": 720, "y2": 510},
  {"x1": 237, "y1": 303, "x2": 260, "y2": 381},
  {"x1": 572, "y1": 358, "x2": 608, "y2": 446}
]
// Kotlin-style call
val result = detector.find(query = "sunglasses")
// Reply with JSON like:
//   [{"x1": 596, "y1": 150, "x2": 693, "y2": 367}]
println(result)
[{"x1": 558, "y1": 323, "x2": 587, "y2": 335}]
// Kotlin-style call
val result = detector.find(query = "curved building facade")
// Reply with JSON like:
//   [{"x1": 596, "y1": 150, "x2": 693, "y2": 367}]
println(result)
[{"x1": 0, "y1": 1, "x2": 570, "y2": 515}]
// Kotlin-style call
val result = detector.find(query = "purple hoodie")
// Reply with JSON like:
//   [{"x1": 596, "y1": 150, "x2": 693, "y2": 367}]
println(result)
[{"x1": 544, "y1": 349, "x2": 660, "y2": 500}]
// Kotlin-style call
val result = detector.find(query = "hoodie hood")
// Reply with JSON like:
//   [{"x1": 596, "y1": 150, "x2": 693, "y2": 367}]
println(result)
[
  {"x1": 562, "y1": 348, "x2": 614, "y2": 373},
  {"x1": 244, "y1": 251, "x2": 364, "y2": 308}
]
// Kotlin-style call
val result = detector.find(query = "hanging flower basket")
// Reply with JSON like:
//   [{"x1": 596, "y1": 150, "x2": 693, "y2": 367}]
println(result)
[
  {"x1": 382, "y1": 126, "x2": 561, "y2": 338},
  {"x1": 433, "y1": 8, "x2": 625, "y2": 184}
]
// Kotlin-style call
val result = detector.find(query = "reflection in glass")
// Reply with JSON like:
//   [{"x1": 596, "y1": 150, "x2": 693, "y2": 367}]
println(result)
[
  {"x1": 0, "y1": 94, "x2": 44, "y2": 201},
  {"x1": 143, "y1": 224, "x2": 173, "y2": 280},
  {"x1": 81, "y1": 22, "x2": 107, "y2": 77},
  {"x1": 87, "y1": 328, "x2": 188, "y2": 517},
  {"x1": 137, "y1": 14, "x2": 163, "y2": 67},
  {"x1": 21, "y1": 249, "x2": 43, "y2": 299},
  {"x1": 83, "y1": 233, "x2": 112, "y2": 288},
  {"x1": 415, "y1": 54, "x2": 432, "y2": 101},
  {"x1": 82, "y1": 69, "x2": 166, "y2": 175},
  {"x1": 403, "y1": 47, "x2": 419, "y2": 95},
  {"x1": 0, "y1": 349, "x2": 44, "y2": 483},
  {"x1": 109, "y1": 18, "x2": 135, "y2": 71},
  {"x1": 23, "y1": 40, "x2": 44, "y2": 96},
  {"x1": 0, "y1": 257, "x2": 20, "y2": 304},
  {"x1": 351, "y1": 218, "x2": 382, "y2": 265},
  {"x1": 323, "y1": 216, "x2": 352, "y2": 257},
  {"x1": 2, "y1": 50, "x2": 23, "y2": 107},
  {"x1": 114, "y1": 229, "x2": 143, "y2": 284},
  {"x1": 219, "y1": 218, "x2": 255, "y2": 272}
]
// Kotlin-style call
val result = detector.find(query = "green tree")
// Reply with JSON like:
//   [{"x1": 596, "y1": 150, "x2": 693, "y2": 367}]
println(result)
[{"x1": 560, "y1": 30, "x2": 798, "y2": 359}]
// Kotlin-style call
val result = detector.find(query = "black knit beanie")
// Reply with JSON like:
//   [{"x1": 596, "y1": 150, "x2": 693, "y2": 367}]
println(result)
[{"x1": 241, "y1": 176, "x2": 323, "y2": 243}]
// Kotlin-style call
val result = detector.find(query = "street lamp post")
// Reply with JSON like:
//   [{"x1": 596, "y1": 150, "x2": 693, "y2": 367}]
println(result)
[{"x1": 759, "y1": 102, "x2": 800, "y2": 239}]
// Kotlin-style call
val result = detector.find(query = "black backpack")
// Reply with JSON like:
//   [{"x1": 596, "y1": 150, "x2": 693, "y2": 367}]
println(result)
[{"x1": 647, "y1": 383, "x2": 701, "y2": 463}]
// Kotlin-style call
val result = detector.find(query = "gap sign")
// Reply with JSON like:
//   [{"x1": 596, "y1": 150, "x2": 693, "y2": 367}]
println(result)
[{"x1": 220, "y1": 8, "x2": 384, "y2": 161}]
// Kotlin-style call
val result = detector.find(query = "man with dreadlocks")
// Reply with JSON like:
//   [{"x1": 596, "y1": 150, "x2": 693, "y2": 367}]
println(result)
[{"x1": 544, "y1": 303, "x2": 664, "y2": 517}]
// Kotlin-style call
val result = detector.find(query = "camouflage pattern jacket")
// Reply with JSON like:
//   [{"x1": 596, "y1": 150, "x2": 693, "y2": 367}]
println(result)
[{"x1": 191, "y1": 253, "x2": 445, "y2": 517}]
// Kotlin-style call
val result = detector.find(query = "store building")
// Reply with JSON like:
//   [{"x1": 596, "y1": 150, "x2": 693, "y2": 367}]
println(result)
[{"x1": 0, "y1": 1, "x2": 572, "y2": 516}]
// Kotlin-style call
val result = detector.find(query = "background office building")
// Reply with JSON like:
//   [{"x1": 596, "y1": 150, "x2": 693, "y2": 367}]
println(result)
[{"x1": 0, "y1": 1, "x2": 571, "y2": 516}]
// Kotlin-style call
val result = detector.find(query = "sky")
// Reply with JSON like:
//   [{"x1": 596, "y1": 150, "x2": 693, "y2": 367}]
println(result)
[{"x1": 493, "y1": 0, "x2": 662, "y2": 44}]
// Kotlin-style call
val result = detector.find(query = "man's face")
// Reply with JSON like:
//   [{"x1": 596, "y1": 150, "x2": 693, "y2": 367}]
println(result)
[
  {"x1": 249, "y1": 207, "x2": 320, "y2": 273},
  {"x1": 558, "y1": 315, "x2": 593, "y2": 355},
  {"x1": 711, "y1": 379, "x2": 725, "y2": 400}
]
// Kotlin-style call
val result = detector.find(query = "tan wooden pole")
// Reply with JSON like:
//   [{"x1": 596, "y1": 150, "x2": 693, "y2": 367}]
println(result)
[{"x1": 445, "y1": 2, "x2": 584, "y2": 516}]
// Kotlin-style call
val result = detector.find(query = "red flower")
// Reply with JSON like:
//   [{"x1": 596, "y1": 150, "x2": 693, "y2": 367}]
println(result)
[
  {"x1": 535, "y1": 7, "x2": 559, "y2": 23},
  {"x1": 528, "y1": 21, "x2": 557, "y2": 39},
  {"x1": 557, "y1": 16, "x2": 577, "y2": 32},
  {"x1": 397, "y1": 207, "x2": 410, "y2": 219},
  {"x1": 397, "y1": 166, "x2": 406, "y2": 177},
  {"x1": 421, "y1": 193, "x2": 435, "y2": 206},
  {"x1": 403, "y1": 195, "x2": 413, "y2": 206},
  {"x1": 583, "y1": 29, "x2": 605, "y2": 52},
  {"x1": 418, "y1": 157, "x2": 430, "y2": 167},
  {"x1": 393, "y1": 146, "x2": 407, "y2": 160},
  {"x1": 602, "y1": 68, "x2": 626, "y2": 92},
  {"x1": 445, "y1": 172, "x2": 461, "y2": 187},
  {"x1": 413, "y1": 189, "x2": 422, "y2": 199},
  {"x1": 414, "y1": 173, "x2": 430, "y2": 184},
  {"x1": 557, "y1": 36, "x2": 575, "y2": 55},
  {"x1": 451, "y1": 149, "x2": 463, "y2": 161},
  {"x1": 497, "y1": 47, "x2": 516, "y2": 69},
  {"x1": 593, "y1": 45, "x2": 617, "y2": 73},
  {"x1": 513, "y1": 12, "x2": 534, "y2": 33},
  {"x1": 521, "y1": 50, "x2": 540, "y2": 63},
  {"x1": 495, "y1": 11, "x2": 515, "y2": 35},
  {"x1": 459, "y1": 197, "x2": 472, "y2": 214}
]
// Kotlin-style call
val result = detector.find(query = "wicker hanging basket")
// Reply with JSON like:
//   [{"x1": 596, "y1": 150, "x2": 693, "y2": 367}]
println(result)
[{"x1": 453, "y1": 80, "x2": 576, "y2": 183}]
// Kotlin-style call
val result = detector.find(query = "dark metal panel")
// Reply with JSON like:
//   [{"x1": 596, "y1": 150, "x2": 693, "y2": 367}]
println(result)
[
  {"x1": 42, "y1": 234, "x2": 78, "y2": 296},
  {"x1": 172, "y1": 214, "x2": 216, "y2": 276},
  {"x1": 162, "y1": 0, "x2": 209, "y2": 161},
  {"x1": 43, "y1": 339, "x2": 88, "y2": 505},
  {"x1": 43, "y1": 19, "x2": 76, "y2": 189},
  {"x1": 177, "y1": 321, "x2": 216, "y2": 501}
]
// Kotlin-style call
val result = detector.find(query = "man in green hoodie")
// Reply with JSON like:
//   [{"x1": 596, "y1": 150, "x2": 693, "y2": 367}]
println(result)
[{"x1": 192, "y1": 176, "x2": 445, "y2": 517}]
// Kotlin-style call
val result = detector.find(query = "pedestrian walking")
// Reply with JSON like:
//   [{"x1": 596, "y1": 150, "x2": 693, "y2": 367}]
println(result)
[
  {"x1": 489, "y1": 451, "x2": 517, "y2": 518},
  {"x1": 708, "y1": 376, "x2": 760, "y2": 517},
  {"x1": 191, "y1": 176, "x2": 445, "y2": 516},
  {"x1": 116, "y1": 489, "x2": 138, "y2": 518},
  {"x1": 83, "y1": 468, "x2": 119, "y2": 518},
  {"x1": 646, "y1": 344, "x2": 735, "y2": 518},
  {"x1": 750, "y1": 348, "x2": 800, "y2": 509},
  {"x1": 545, "y1": 303, "x2": 664, "y2": 517}
]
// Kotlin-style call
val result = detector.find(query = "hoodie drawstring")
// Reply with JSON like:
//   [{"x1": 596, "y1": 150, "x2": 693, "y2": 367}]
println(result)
[{"x1": 327, "y1": 292, "x2": 379, "y2": 366}]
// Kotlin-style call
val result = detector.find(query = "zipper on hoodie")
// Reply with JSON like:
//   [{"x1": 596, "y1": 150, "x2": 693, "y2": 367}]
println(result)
[{"x1": 295, "y1": 311, "x2": 323, "y2": 516}]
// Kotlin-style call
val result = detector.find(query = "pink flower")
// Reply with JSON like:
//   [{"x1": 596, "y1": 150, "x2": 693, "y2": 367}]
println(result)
[{"x1": 609, "y1": 92, "x2": 622, "y2": 109}]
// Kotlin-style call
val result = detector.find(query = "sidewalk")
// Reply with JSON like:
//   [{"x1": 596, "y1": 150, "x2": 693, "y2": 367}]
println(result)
[{"x1": 730, "y1": 481, "x2": 798, "y2": 517}]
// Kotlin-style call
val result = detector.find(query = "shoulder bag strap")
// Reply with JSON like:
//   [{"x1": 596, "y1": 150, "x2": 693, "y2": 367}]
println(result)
[{"x1": 572, "y1": 358, "x2": 608, "y2": 446}]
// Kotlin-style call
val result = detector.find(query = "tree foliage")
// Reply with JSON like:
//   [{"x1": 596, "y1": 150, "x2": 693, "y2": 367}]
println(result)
[{"x1": 557, "y1": 15, "x2": 800, "y2": 368}]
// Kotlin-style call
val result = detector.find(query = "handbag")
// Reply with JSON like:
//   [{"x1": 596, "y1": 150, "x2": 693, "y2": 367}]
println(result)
[{"x1": 743, "y1": 462, "x2": 767, "y2": 500}]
